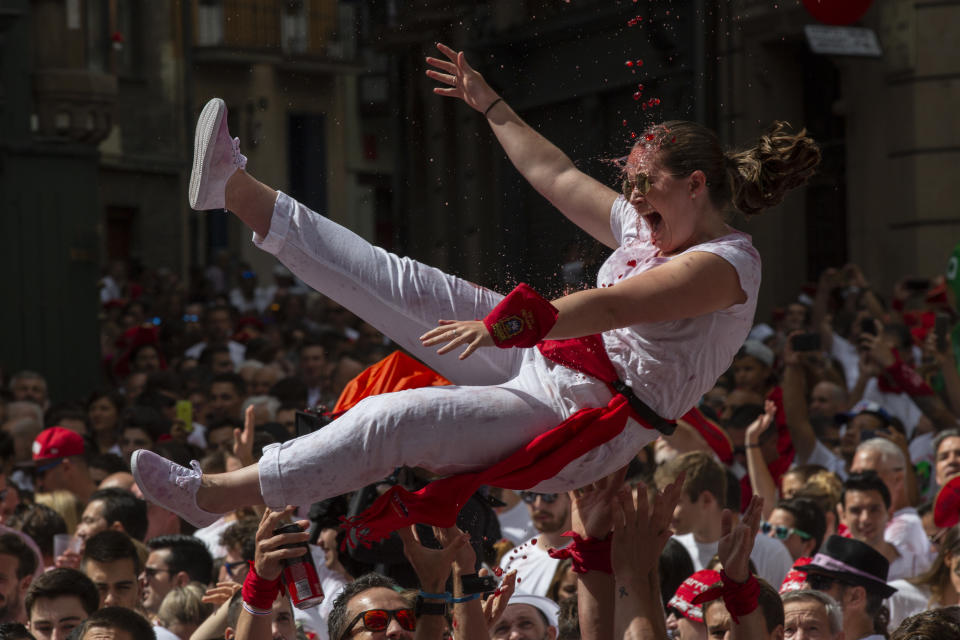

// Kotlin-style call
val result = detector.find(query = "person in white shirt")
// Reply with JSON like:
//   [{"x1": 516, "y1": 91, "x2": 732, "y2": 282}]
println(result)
[
  {"x1": 655, "y1": 451, "x2": 793, "y2": 588},
  {"x1": 498, "y1": 492, "x2": 571, "y2": 597},
  {"x1": 886, "y1": 526, "x2": 960, "y2": 632},
  {"x1": 851, "y1": 437, "x2": 931, "y2": 578}
]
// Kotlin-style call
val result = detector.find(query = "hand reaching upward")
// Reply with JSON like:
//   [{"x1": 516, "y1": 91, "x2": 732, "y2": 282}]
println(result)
[{"x1": 426, "y1": 43, "x2": 501, "y2": 114}]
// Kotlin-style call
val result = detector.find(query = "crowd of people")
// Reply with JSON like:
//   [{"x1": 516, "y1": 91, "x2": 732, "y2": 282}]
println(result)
[
  {"x1": 0, "y1": 239, "x2": 957, "y2": 640},
  {"x1": 1, "y1": 38, "x2": 959, "y2": 640}
]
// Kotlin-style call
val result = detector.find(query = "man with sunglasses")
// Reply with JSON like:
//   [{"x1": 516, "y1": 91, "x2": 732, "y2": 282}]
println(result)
[
  {"x1": 498, "y1": 492, "x2": 572, "y2": 597},
  {"x1": 24, "y1": 427, "x2": 95, "y2": 505},
  {"x1": 140, "y1": 535, "x2": 213, "y2": 619},
  {"x1": 327, "y1": 577, "x2": 416, "y2": 640},
  {"x1": 796, "y1": 535, "x2": 896, "y2": 640},
  {"x1": 764, "y1": 497, "x2": 826, "y2": 561}
]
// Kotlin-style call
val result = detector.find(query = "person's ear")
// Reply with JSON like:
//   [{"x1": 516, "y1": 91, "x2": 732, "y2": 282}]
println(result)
[
  {"x1": 802, "y1": 537, "x2": 817, "y2": 557},
  {"x1": 224, "y1": 627, "x2": 235, "y2": 640},
  {"x1": 108, "y1": 521, "x2": 125, "y2": 534},
  {"x1": 18, "y1": 573, "x2": 32, "y2": 597},
  {"x1": 846, "y1": 585, "x2": 866, "y2": 608},
  {"x1": 689, "y1": 170, "x2": 707, "y2": 195},
  {"x1": 771, "y1": 623, "x2": 784, "y2": 640},
  {"x1": 546, "y1": 626, "x2": 557, "y2": 640},
  {"x1": 174, "y1": 570, "x2": 191, "y2": 587}
]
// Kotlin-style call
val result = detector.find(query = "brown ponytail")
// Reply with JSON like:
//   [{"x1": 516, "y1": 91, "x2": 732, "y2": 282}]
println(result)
[{"x1": 726, "y1": 121, "x2": 821, "y2": 217}]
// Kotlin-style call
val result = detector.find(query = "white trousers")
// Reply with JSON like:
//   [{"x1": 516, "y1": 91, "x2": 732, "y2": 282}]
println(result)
[{"x1": 254, "y1": 192, "x2": 657, "y2": 509}]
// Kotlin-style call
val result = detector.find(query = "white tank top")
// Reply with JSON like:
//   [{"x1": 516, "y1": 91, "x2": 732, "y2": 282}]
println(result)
[{"x1": 598, "y1": 196, "x2": 762, "y2": 419}]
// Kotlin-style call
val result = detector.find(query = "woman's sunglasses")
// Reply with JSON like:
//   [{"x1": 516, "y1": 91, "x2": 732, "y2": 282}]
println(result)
[
  {"x1": 520, "y1": 492, "x2": 560, "y2": 504},
  {"x1": 621, "y1": 173, "x2": 651, "y2": 198},
  {"x1": 760, "y1": 521, "x2": 811, "y2": 541},
  {"x1": 343, "y1": 609, "x2": 416, "y2": 639}
]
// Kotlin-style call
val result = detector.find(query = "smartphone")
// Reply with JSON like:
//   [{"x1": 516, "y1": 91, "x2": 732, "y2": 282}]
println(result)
[
  {"x1": 936, "y1": 312, "x2": 951, "y2": 352},
  {"x1": 904, "y1": 277, "x2": 930, "y2": 292},
  {"x1": 175, "y1": 400, "x2": 194, "y2": 433},
  {"x1": 791, "y1": 332, "x2": 821, "y2": 352},
  {"x1": 860, "y1": 318, "x2": 878, "y2": 336}
]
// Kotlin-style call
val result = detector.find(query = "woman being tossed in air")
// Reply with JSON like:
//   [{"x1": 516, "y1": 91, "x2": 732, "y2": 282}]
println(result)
[{"x1": 133, "y1": 44, "x2": 820, "y2": 541}]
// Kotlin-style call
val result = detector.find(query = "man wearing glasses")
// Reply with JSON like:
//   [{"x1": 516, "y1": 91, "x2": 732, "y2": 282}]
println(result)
[
  {"x1": 497, "y1": 492, "x2": 572, "y2": 597},
  {"x1": 24, "y1": 428, "x2": 96, "y2": 505},
  {"x1": 327, "y1": 574, "x2": 415, "y2": 640},
  {"x1": 140, "y1": 535, "x2": 213, "y2": 619},
  {"x1": 796, "y1": 535, "x2": 897, "y2": 640},
  {"x1": 763, "y1": 497, "x2": 826, "y2": 561}
]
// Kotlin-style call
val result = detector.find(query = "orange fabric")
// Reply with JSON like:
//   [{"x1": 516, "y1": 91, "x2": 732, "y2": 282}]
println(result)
[{"x1": 332, "y1": 351, "x2": 452, "y2": 414}]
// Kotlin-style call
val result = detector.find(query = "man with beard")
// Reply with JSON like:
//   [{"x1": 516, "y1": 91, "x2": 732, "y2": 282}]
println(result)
[
  {"x1": 0, "y1": 534, "x2": 37, "y2": 623},
  {"x1": 498, "y1": 491, "x2": 572, "y2": 597}
]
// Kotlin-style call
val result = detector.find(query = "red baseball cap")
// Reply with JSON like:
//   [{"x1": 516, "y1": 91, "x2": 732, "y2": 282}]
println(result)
[
  {"x1": 668, "y1": 569, "x2": 722, "y2": 623},
  {"x1": 31, "y1": 427, "x2": 85, "y2": 465}
]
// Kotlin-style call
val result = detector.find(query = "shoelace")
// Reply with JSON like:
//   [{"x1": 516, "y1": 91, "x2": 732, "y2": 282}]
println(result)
[
  {"x1": 231, "y1": 137, "x2": 248, "y2": 170},
  {"x1": 173, "y1": 460, "x2": 203, "y2": 489}
]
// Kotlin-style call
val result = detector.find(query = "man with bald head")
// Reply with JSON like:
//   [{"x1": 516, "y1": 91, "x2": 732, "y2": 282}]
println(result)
[
  {"x1": 851, "y1": 438, "x2": 929, "y2": 578},
  {"x1": 809, "y1": 381, "x2": 847, "y2": 419}
]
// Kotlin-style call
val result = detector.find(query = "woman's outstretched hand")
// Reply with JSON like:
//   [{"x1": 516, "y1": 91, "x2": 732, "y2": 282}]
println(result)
[
  {"x1": 420, "y1": 319, "x2": 494, "y2": 360},
  {"x1": 426, "y1": 43, "x2": 500, "y2": 114}
]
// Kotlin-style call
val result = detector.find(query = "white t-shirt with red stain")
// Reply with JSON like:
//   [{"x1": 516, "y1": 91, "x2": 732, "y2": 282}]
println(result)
[{"x1": 599, "y1": 197, "x2": 762, "y2": 420}]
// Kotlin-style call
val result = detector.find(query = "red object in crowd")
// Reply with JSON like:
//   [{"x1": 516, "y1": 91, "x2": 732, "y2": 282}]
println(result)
[
  {"x1": 680, "y1": 407, "x2": 733, "y2": 465},
  {"x1": 112, "y1": 324, "x2": 167, "y2": 378},
  {"x1": 934, "y1": 475, "x2": 960, "y2": 529},
  {"x1": 332, "y1": 351, "x2": 451, "y2": 415},
  {"x1": 801, "y1": 0, "x2": 873, "y2": 25}
]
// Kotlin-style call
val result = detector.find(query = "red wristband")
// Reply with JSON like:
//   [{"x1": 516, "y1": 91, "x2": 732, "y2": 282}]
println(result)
[
  {"x1": 547, "y1": 531, "x2": 612, "y2": 574},
  {"x1": 691, "y1": 571, "x2": 759, "y2": 624},
  {"x1": 483, "y1": 284, "x2": 558, "y2": 348},
  {"x1": 242, "y1": 562, "x2": 282, "y2": 611}
]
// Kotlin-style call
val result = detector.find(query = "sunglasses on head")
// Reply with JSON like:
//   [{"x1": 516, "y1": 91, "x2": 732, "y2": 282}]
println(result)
[
  {"x1": 760, "y1": 521, "x2": 811, "y2": 541},
  {"x1": 343, "y1": 609, "x2": 416, "y2": 639},
  {"x1": 520, "y1": 492, "x2": 560, "y2": 504},
  {"x1": 621, "y1": 173, "x2": 652, "y2": 198}
]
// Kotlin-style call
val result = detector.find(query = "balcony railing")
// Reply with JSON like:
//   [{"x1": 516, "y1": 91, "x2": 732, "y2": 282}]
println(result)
[{"x1": 195, "y1": 0, "x2": 354, "y2": 59}]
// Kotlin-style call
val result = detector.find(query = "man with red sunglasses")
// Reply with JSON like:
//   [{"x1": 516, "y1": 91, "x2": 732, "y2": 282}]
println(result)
[{"x1": 330, "y1": 577, "x2": 417, "y2": 640}]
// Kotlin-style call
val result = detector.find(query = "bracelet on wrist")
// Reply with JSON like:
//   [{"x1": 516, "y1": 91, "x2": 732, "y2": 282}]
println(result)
[{"x1": 484, "y1": 98, "x2": 503, "y2": 117}]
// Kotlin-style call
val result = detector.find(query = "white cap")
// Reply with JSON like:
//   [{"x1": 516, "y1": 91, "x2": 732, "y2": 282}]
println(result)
[
  {"x1": 740, "y1": 339, "x2": 774, "y2": 367},
  {"x1": 748, "y1": 323, "x2": 775, "y2": 344},
  {"x1": 507, "y1": 592, "x2": 560, "y2": 629}
]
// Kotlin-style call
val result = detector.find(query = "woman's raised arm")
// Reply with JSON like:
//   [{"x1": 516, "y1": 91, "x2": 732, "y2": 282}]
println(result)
[{"x1": 427, "y1": 43, "x2": 620, "y2": 248}]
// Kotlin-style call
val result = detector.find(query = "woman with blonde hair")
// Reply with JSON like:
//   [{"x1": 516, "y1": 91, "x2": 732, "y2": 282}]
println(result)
[
  {"x1": 155, "y1": 582, "x2": 214, "y2": 640},
  {"x1": 34, "y1": 490, "x2": 82, "y2": 534}
]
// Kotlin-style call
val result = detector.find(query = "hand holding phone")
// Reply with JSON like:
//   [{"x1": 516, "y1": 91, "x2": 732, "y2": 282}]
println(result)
[{"x1": 175, "y1": 400, "x2": 193, "y2": 433}]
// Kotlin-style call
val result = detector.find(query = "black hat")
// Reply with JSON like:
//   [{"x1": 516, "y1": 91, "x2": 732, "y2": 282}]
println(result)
[{"x1": 798, "y1": 535, "x2": 897, "y2": 598}]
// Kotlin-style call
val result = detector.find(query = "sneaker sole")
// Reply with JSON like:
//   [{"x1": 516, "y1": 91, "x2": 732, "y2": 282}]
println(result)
[
  {"x1": 130, "y1": 450, "x2": 218, "y2": 528},
  {"x1": 188, "y1": 98, "x2": 226, "y2": 210}
]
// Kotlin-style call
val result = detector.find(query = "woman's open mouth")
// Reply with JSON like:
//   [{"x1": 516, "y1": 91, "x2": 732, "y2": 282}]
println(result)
[{"x1": 642, "y1": 211, "x2": 663, "y2": 236}]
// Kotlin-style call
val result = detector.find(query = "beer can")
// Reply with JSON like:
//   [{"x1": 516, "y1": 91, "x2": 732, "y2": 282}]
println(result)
[{"x1": 274, "y1": 523, "x2": 324, "y2": 609}]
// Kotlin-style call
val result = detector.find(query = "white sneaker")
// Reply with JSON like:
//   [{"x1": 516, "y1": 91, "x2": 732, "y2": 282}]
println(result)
[
  {"x1": 131, "y1": 449, "x2": 224, "y2": 528},
  {"x1": 188, "y1": 98, "x2": 247, "y2": 211}
]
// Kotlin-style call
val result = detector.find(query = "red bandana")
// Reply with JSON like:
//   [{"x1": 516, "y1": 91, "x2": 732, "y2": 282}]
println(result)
[{"x1": 340, "y1": 336, "x2": 666, "y2": 548}]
